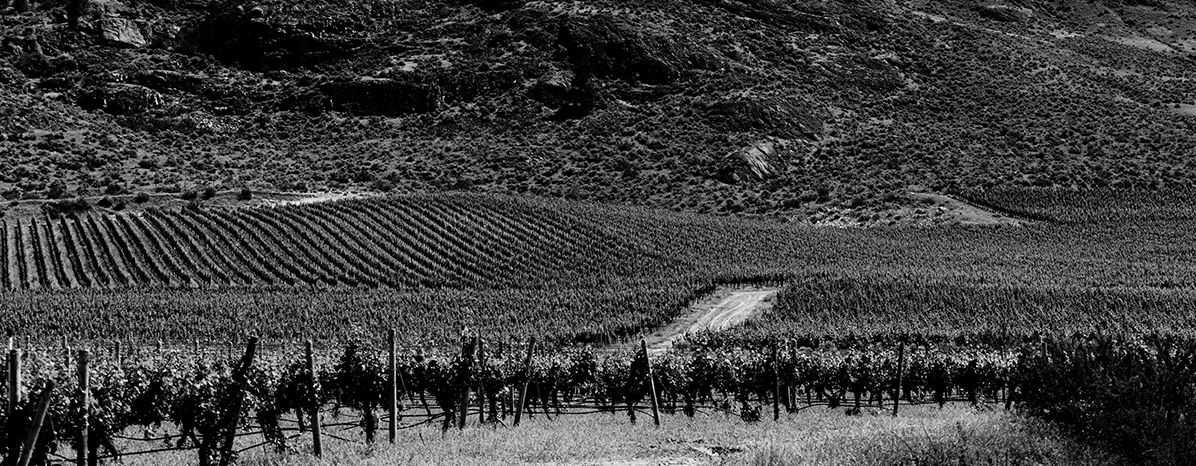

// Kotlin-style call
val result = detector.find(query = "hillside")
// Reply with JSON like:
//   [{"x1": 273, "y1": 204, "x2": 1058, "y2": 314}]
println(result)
[{"x1": 2, "y1": 0, "x2": 1196, "y2": 224}]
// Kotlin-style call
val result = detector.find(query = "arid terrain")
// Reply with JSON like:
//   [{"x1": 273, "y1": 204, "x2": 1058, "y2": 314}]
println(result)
[{"x1": 4, "y1": 0, "x2": 1196, "y2": 224}]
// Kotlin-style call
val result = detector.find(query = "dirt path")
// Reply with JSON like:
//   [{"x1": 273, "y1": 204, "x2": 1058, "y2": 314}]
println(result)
[{"x1": 609, "y1": 286, "x2": 779, "y2": 355}]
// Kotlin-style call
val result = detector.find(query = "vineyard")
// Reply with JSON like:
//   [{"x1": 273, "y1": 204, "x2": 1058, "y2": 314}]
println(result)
[
  {"x1": 1, "y1": 332, "x2": 1191, "y2": 466},
  {"x1": 0, "y1": 194, "x2": 676, "y2": 291},
  {"x1": 0, "y1": 189, "x2": 1192, "y2": 344}
]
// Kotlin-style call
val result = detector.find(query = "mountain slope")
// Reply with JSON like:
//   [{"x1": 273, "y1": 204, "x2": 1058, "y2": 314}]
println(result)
[{"x1": 2, "y1": 0, "x2": 1195, "y2": 223}]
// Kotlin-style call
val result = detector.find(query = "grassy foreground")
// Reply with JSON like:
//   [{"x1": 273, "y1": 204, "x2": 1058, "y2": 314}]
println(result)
[{"x1": 115, "y1": 406, "x2": 1122, "y2": 466}]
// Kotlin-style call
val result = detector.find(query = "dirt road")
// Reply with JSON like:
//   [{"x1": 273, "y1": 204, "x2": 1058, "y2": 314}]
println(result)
[{"x1": 609, "y1": 287, "x2": 779, "y2": 355}]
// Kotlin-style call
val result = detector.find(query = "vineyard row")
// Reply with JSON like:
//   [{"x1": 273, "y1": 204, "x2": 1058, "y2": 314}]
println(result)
[
  {"x1": 0, "y1": 195, "x2": 670, "y2": 291},
  {"x1": 3, "y1": 333, "x2": 1182, "y2": 465}
]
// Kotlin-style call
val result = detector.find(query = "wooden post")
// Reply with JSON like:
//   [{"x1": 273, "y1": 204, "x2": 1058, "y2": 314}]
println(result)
[
  {"x1": 114, "y1": 341, "x2": 121, "y2": 367},
  {"x1": 218, "y1": 337, "x2": 258, "y2": 466},
  {"x1": 477, "y1": 338, "x2": 486, "y2": 424},
  {"x1": 772, "y1": 342, "x2": 780, "y2": 422},
  {"x1": 305, "y1": 341, "x2": 322, "y2": 458},
  {"x1": 513, "y1": 338, "x2": 536, "y2": 427},
  {"x1": 388, "y1": 329, "x2": 397, "y2": 444},
  {"x1": 893, "y1": 341, "x2": 905, "y2": 417},
  {"x1": 77, "y1": 350, "x2": 89, "y2": 466},
  {"x1": 458, "y1": 337, "x2": 476, "y2": 430},
  {"x1": 17, "y1": 381, "x2": 55, "y2": 466},
  {"x1": 8, "y1": 349, "x2": 20, "y2": 418},
  {"x1": 642, "y1": 340, "x2": 660, "y2": 427}
]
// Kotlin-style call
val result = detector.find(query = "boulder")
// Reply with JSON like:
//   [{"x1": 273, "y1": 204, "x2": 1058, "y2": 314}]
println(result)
[
  {"x1": 977, "y1": 5, "x2": 1031, "y2": 22},
  {"x1": 526, "y1": 68, "x2": 574, "y2": 107},
  {"x1": 718, "y1": 141, "x2": 788, "y2": 184},
  {"x1": 100, "y1": 18, "x2": 147, "y2": 48},
  {"x1": 79, "y1": 83, "x2": 163, "y2": 114}
]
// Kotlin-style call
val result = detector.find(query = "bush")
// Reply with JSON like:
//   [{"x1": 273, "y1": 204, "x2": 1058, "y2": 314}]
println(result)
[
  {"x1": 42, "y1": 197, "x2": 90, "y2": 218},
  {"x1": 180, "y1": 190, "x2": 199, "y2": 201},
  {"x1": 237, "y1": 188, "x2": 253, "y2": 200},
  {"x1": 201, "y1": 187, "x2": 218, "y2": 200},
  {"x1": 370, "y1": 179, "x2": 394, "y2": 192},
  {"x1": 133, "y1": 192, "x2": 151, "y2": 203},
  {"x1": 45, "y1": 180, "x2": 68, "y2": 199},
  {"x1": 1019, "y1": 336, "x2": 1196, "y2": 465}
]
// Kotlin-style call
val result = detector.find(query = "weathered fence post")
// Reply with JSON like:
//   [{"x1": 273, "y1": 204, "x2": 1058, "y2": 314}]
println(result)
[
  {"x1": 113, "y1": 341, "x2": 121, "y2": 367},
  {"x1": 893, "y1": 341, "x2": 905, "y2": 417},
  {"x1": 471, "y1": 336, "x2": 480, "y2": 422},
  {"x1": 642, "y1": 340, "x2": 660, "y2": 427},
  {"x1": 772, "y1": 342, "x2": 780, "y2": 422},
  {"x1": 458, "y1": 337, "x2": 477, "y2": 430},
  {"x1": 306, "y1": 341, "x2": 322, "y2": 458},
  {"x1": 8, "y1": 349, "x2": 21, "y2": 418},
  {"x1": 217, "y1": 337, "x2": 257, "y2": 466},
  {"x1": 17, "y1": 381, "x2": 55, "y2": 466},
  {"x1": 388, "y1": 329, "x2": 397, "y2": 444},
  {"x1": 77, "y1": 350, "x2": 90, "y2": 466},
  {"x1": 513, "y1": 338, "x2": 536, "y2": 427}
]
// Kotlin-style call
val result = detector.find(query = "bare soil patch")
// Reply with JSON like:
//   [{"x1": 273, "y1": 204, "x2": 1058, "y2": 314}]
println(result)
[
  {"x1": 914, "y1": 192, "x2": 1024, "y2": 226},
  {"x1": 608, "y1": 286, "x2": 779, "y2": 355}
]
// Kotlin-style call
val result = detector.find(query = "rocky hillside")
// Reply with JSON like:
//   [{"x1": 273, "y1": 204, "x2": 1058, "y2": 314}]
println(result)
[{"x1": 1, "y1": 0, "x2": 1195, "y2": 224}]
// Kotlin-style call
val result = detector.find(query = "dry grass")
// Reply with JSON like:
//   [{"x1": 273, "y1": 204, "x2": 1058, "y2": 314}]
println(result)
[{"x1": 115, "y1": 405, "x2": 1124, "y2": 466}]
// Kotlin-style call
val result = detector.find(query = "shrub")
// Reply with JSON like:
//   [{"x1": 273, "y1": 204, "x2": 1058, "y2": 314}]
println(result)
[
  {"x1": 43, "y1": 197, "x2": 90, "y2": 218},
  {"x1": 133, "y1": 192, "x2": 151, "y2": 203},
  {"x1": 46, "y1": 181, "x2": 68, "y2": 199},
  {"x1": 1019, "y1": 336, "x2": 1196, "y2": 466}
]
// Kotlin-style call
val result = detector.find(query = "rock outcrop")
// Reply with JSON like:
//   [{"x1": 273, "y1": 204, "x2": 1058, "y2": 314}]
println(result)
[
  {"x1": 318, "y1": 77, "x2": 441, "y2": 116},
  {"x1": 718, "y1": 141, "x2": 790, "y2": 184},
  {"x1": 79, "y1": 83, "x2": 163, "y2": 114},
  {"x1": 100, "y1": 18, "x2": 147, "y2": 48}
]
